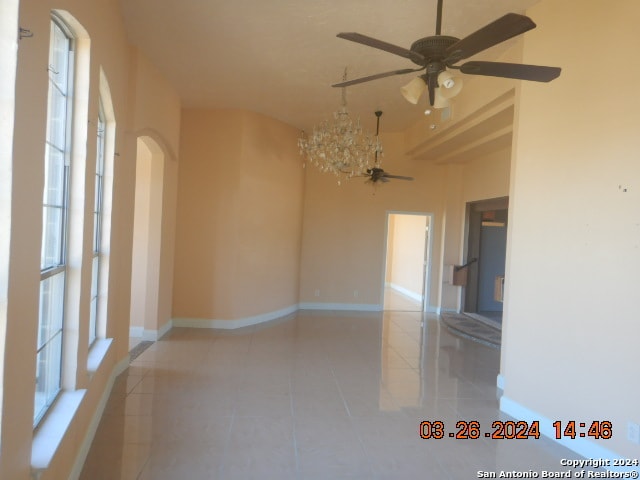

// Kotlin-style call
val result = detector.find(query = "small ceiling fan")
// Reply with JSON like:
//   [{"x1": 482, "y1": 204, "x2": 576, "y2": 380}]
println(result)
[
  {"x1": 360, "y1": 111, "x2": 414, "y2": 184},
  {"x1": 333, "y1": 0, "x2": 561, "y2": 107},
  {"x1": 364, "y1": 167, "x2": 414, "y2": 184}
]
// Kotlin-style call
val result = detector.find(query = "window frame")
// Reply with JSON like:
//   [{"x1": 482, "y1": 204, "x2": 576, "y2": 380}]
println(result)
[
  {"x1": 35, "y1": 15, "x2": 75, "y2": 427},
  {"x1": 89, "y1": 101, "x2": 106, "y2": 346}
]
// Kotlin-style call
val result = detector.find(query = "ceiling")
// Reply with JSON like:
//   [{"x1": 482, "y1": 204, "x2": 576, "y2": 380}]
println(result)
[{"x1": 119, "y1": 0, "x2": 539, "y2": 133}]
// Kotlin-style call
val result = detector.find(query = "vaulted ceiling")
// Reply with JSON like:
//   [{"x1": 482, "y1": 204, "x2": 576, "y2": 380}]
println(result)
[{"x1": 119, "y1": 0, "x2": 539, "y2": 133}]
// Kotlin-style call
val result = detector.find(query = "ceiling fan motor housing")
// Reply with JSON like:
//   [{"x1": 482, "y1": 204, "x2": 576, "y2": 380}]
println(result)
[
  {"x1": 410, "y1": 36, "x2": 459, "y2": 65},
  {"x1": 410, "y1": 35, "x2": 460, "y2": 87}
]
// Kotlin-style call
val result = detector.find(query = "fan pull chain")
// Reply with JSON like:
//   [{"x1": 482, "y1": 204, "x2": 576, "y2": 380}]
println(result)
[
  {"x1": 341, "y1": 67, "x2": 348, "y2": 108},
  {"x1": 374, "y1": 110, "x2": 382, "y2": 166}
]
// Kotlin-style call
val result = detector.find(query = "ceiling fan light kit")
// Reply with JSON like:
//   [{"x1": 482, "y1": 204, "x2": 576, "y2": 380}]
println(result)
[
  {"x1": 333, "y1": 0, "x2": 561, "y2": 108},
  {"x1": 400, "y1": 70, "x2": 461, "y2": 108}
]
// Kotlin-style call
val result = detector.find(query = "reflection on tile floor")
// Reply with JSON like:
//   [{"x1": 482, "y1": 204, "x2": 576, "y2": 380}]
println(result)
[
  {"x1": 441, "y1": 312, "x2": 501, "y2": 348},
  {"x1": 80, "y1": 311, "x2": 586, "y2": 480},
  {"x1": 383, "y1": 286, "x2": 422, "y2": 312}
]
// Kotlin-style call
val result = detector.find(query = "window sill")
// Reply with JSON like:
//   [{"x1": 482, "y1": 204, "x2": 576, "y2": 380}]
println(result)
[
  {"x1": 87, "y1": 337, "x2": 113, "y2": 376},
  {"x1": 31, "y1": 338, "x2": 113, "y2": 476},
  {"x1": 31, "y1": 390, "x2": 85, "y2": 474}
]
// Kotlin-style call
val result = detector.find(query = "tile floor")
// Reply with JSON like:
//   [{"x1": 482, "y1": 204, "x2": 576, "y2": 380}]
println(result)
[
  {"x1": 383, "y1": 286, "x2": 422, "y2": 312},
  {"x1": 80, "y1": 310, "x2": 586, "y2": 479}
]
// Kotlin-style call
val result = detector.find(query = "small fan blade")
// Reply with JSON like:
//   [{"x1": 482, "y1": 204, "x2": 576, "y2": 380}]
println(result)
[
  {"x1": 337, "y1": 32, "x2": 425, "y2": 64},
  {"x1": 460, "y1": 61, "x2": 561, "y2": 82},
  {"x1": 445, "y1": 13, "x2": 536, "y2": 64},
  {"x1": 383, "y1": 174, "x2": 415, "y2": 181},
  {"x1": 332, "y1": 67, "x2": 424, "y2": 87}
]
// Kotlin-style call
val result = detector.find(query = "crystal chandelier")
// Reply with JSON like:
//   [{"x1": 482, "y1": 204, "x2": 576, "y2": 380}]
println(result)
[{"x1": 298, "y1": 69, "x2": 382, "y2": 184}]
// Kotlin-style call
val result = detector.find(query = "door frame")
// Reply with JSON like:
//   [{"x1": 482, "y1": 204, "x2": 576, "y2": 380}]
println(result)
[
  {"x1": 382, "y1": 211, "x2": 434, "y2": 312},
  {"x1": 462, "y1": 197, "x2": 508, "y2": 314}
]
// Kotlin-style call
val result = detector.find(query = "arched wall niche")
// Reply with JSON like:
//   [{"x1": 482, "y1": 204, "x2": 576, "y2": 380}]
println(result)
[{"x1": 129, "y1": 135, "x2": 165, "y2": 341}]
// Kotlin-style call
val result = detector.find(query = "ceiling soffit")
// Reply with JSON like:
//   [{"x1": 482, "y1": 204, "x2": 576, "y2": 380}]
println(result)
[{"x1": 406, "y1": 89, "x2": 515, "y2": 164}]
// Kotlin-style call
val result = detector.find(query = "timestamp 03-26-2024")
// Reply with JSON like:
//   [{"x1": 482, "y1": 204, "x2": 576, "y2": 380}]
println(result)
[{"x1": 419, "y1": 420, "x2": 614, "y2": 440}]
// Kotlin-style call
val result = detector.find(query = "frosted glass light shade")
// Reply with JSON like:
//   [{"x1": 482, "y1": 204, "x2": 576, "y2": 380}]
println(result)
[
  {"x1": 433, "y1": 89, "x2": 450, "y2": 109},
  {"x1": 400, "y1": 77, "x2": 427, "y2": 104},
  {"x1": 438, "y1": 70, "x2": 463, "y2": 99}
]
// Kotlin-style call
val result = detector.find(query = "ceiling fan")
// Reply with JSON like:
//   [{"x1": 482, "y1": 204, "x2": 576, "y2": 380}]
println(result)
[
  {"x1": 333, "y1": 0, "x2": 561, "y2": 107},
  {"x1": 360, "y1": 111, "x2": 414, "y2": 184},
  {"x1": 364, "y1": 167, "x2": 414, "y2": 184}
]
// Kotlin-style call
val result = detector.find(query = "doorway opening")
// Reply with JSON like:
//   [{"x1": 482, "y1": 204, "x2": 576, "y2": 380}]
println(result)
[
  {"x1": 463, "y1": 197, "x2": 508, "y2": 327},
  {"x1": 383, "y1": 212, "x2": 432, "y2": 312},
  {"x1": 129, "y1": 136, "x2": 165, "y2": 349}
]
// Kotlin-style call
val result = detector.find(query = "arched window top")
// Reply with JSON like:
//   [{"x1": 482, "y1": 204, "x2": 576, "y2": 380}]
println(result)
[
  {"x1": 99, "y1": 67, "x2": 115, "y2": 124},
  {"x1": 51, "y1": 10, "x2": 90, "y2": 42}
]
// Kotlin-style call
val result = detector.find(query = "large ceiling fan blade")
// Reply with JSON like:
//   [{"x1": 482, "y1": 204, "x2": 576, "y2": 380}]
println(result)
[
  {"x1": 383, "y1": 173, "x2": 415, "y2": 181},
  {"x1": 332, "y1": 67, "x2": 424, "y2": 87},
  {"x1": 460, "y1": 61, "x2": 561, "y2": 82},
  {"x1": 337, "y1": 32, "x2": 425, "y2": 64},
  {"x1": 445, "y1": 13, "x2": 536, "y2": 63}
]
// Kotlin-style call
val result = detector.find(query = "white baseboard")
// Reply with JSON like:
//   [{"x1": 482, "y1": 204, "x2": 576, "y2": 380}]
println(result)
[
  {"x1": 500, "y1": 396, "x2": 633, "y2": 472},
  {"x1": 131, "y1": 320, "x2": 172, "y2": 341},
  {"x1": 496, "y1": 373, "x2": 505, "y2": 390},
  {"x1": 139, "y1": 320, "x2": 173, "y2": 341},
  {"x1": 129, "y1": 326, "x2": 144, "y2": 338},
  {"x1": 298, "y1": 302, "x2": 382, "y2": 312},
  {"x1": 173, "y1": 304, "x2": 298, "y2": 330},
  {"x1": 174, "y1": 303, "x2": 388, "y2": 331}
]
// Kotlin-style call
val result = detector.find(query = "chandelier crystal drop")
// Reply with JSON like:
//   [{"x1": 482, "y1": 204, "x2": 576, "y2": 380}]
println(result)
[{"x1": 298, "y1": 70, "x2": 382, "y2": 184}]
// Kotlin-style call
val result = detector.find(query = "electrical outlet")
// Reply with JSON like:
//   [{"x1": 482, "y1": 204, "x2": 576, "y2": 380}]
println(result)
[
  {"x1": 354, "y1": 290, "x2": 358, "y2": 298},
  {"x1": 627, "y1": 422, "x2": 640, "y2": 444},
  {"x1": 314, "y1": 289, "x2": 320, "y2": 297}
]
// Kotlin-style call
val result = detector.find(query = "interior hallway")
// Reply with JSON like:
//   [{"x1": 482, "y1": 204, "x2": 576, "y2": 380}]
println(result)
[{"x1": 80, "y1": 311, "x2": 584, "y2": 479}]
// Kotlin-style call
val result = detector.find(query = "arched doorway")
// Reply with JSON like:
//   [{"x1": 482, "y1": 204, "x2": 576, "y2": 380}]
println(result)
[{"x1": 129, "y1": 136, "x2": 165, "y2": 347}]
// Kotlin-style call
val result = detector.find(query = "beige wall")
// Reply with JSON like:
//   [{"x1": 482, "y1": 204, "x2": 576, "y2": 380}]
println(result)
[
  {"x1": 463, "y1": 149, "x2": 511, "y2": 204},
  {"x1": 0, "y1": 0, "x2": 182, "y2": 478},
  {"x1": 172, "y1": 109, "x2": 305, "y2": 322},
  {"x1": 298, "y1": 124, "x2": 511, "y2": 311},
  {"x1": 502, "y1": 0, "x2": 640, "y2": 459},
  {"x1": 299, "y1": 132, "x2": 443, "y2": 309}
]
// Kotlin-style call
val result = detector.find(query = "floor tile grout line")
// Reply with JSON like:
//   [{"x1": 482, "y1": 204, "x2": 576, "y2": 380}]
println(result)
[
  {"x1": 216, "y1": 388, "x2": 237, "y2": 479},
  {"x1": 288, "y1": 375, "x2": 300, "y2": 477},
  {"x1": 217, "y1": 327, "x2": 250, "y2": 479},
  {"x1": 329, "y1": 357, "x2": 376, "y2": 478}
]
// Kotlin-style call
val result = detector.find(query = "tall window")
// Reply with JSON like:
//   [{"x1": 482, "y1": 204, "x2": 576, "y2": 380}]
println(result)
[
  {"x1": 36, "y1": 18, "x2": 73, "y2": 425},
  {"x1": 89, "y1": 103, "x2": 105, "y2": 346}
]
